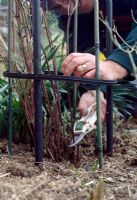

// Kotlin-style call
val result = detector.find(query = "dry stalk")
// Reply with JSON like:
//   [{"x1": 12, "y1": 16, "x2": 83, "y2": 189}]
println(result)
[{"x1": 0, "y1": 173, "x2": 11, "y2": 178}]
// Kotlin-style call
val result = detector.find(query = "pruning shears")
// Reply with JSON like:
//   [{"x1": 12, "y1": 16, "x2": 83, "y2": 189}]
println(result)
[{"x1": 69, "y1": 103, "x2": 97, "y2": 147}]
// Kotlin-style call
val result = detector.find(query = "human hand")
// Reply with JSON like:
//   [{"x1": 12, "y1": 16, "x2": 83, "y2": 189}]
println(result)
[
  {"x1": 78, "y1": 90, "x2": 106, "y2": 121},
  {"x1": 48, "y1": 0, "x2": 93, "y2": 15},
  {"x1": 62, "y1": 53, "x2": 128, "y2": 80}
]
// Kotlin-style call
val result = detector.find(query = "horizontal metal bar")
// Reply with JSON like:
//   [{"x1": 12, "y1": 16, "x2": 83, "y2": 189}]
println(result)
[{"x1": 3, "y1": 71, "x2": 117, "y2": 85}]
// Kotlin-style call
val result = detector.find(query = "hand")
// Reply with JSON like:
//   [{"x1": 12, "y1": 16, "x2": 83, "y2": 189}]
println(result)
[
  {"x1": 78, "y1": 90, "x2": 106, "y2": 121},
  {"x1": 48, "y1": 0, "x2": 93, "y2": 15},
  {"x1": 62, "y1": 53, "x2": 128, "y2": 80}
]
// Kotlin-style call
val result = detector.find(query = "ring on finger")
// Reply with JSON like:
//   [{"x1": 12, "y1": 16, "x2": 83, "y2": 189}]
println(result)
[{"x1": 82, "y1": 64, "x2": 89, "y2": 73}]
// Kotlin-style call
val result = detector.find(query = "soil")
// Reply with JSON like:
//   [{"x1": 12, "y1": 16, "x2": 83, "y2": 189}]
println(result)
[{"x1": 0, "y1": 117, "x2": 137, "y2": 200}]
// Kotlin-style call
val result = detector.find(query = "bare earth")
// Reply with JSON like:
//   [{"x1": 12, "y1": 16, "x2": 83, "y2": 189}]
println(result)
[{"x1": 0, "y1": 118, "x2": 137, "y2": 200}]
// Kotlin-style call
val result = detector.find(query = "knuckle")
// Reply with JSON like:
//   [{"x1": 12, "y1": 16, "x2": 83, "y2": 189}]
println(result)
[
  {"x1": 77, "y1": 66, "x2": 82, "y2": 72},
  {"x1": 62, "y1": 60, "x2": 67, "y2": 67},
  {"x1": 85, "y1": 53, "x2": 92, "y2": 57},
  {"x1": 73, "y1": 58, "x2": 79, "y2": 65},
  {"x1": 70, "y1": 53, "x2": 76, "y2": 59}
]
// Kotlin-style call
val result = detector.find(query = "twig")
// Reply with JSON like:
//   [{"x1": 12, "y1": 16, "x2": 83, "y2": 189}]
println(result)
[
  {"x1": 0, "y1": 173, "x2": 11, "y2": 178},
  {"x1": 127, "y1": 185, "x2": 132, "y2": 198},
  {"x1": 24, "y1": 182, "x2": 45, "y2": 197},
  {"x1": 100, "y1": 18, "x2": 137, "y2": 78},
  {"x1": 131, "y1": 10, "x2": 137, "y2": 24},
  {"x1": 85, "y1": 180, "x2": 96, "y2": 186}
]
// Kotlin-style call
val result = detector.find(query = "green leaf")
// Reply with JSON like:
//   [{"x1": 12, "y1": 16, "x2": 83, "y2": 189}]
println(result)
[
  {"x1": 0, "y1": 84, "x2": 8, "y2": 94},
  {"x1": 75, "y1": 121, "x2": 84, "y2": 131}
]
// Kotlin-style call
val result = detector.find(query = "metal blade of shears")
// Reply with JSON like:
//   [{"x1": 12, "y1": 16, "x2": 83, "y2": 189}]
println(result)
[{"x1": 69, "y1": 103, "x2": 97, "y2": 147}]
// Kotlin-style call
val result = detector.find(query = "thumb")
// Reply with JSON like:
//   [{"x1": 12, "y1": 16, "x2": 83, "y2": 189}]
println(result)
[{"x1": 78, "y1": 98, "x2": 89, "y2": 116}]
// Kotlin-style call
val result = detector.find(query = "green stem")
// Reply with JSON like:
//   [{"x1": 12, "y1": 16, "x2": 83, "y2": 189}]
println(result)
[
  {"x1": 73, "y1": 0, "x2": 78, "y2": 119},
  {"x1": 8, "y1": 0, "x2": 13, "y2": 157},
  {"x1": 94, "y1": 0, "x2": 103, "y2": 169}
]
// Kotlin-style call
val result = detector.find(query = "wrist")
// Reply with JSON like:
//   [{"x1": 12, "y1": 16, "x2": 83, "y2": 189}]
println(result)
[{"x1": 105, "y1": 60, "x2": 129, "y2": 80}]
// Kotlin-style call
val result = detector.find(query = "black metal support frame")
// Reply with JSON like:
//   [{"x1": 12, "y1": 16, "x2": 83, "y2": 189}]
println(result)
[
  {"x1": 32, "y1": 0, "x2": 43, "y2": 164},
  {"x1": 4, "y1": 71, "x2": 117, "y2": 161},
  {"x1": 106, "y1": 85, "x2": 113, "y2": 156},
  {"x1": 3, "y1": 71, "x2": 117, "y2": 85},
  {"x1": 106, "y1": 0, "x2": 113, "y2": 156},
  {"x1": 5, "y1": 0, "x2": 116, "y2": 164}
]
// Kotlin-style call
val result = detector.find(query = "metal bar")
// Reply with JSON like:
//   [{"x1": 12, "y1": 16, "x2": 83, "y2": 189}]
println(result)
[
  {"x1": 73, "y1": 0, "x2": 78, "y2": 118},
  {"x1": 94, "y1": 0, "x2": 103, "y2": 169},
  {"x1": 32, "y1": 0, "x2": 43, "y2": 164},
  {"x1": 8, "y1": 0, "x2": 13, "y2": 156},
  {"x1": 73, "y1": 0, "x2": 78, "y2": 52},
  {"x1": 106, "y1": 85, "x2": 113, "y2": 156},
  {"x1": 106, "y1": 0, "x2": 113, "y2": 56},
  {"x1": 3, "y1": 71, "x2": 117, "y2": 85},
  {"x1": 105, "y1": 0, "x2": 113, "y2": 156}
]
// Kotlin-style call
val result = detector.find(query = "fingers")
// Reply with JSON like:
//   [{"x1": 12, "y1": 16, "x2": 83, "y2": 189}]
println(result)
[
  {"x1": 62, "y1": 53, "x2": 95, "y2": 76},
  {"x1": 78, "y1": 91, "x2": 95, "y2": 116},
  {"x1": 78, "y1": 91, "x2": 107, "y2": 121},
  {"x1": 78, "y1": 100, "x2": 89, "y2": 116},
  {"x1": 83, "y1": 69, "x2": 96, "y2": 79},
  {"x1": 62, "y1": 53, "x2": 85, "y2": 75},
  {"x1": 101, "y1": 100, "x2": 107, "y2": 121},
  {"x1": 62, "y1": 53, "x2": 121, "y2": 80},
  {"x1": 74, "y1": 64, "x2": 95, "y2": 77}
]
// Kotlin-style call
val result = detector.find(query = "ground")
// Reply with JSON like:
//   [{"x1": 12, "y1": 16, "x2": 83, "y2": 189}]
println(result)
[{"x1": 0, "y1": 117, "x2": 137, "y2": 200}]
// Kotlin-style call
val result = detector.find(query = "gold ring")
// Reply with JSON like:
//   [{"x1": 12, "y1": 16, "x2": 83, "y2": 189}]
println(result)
[{"x1": 82, "y1": 64, "x2": 88, "y2": 73}]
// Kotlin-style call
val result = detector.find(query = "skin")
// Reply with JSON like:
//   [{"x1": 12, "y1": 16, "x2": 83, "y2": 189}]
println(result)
[
  {"x1": 53, "y1": 0, "x2": 94, "y2": 15},
  {"x1": 62, "y1": 53, "x2": 128, "y2": 80},
  {"x1": 62, "y1": 53, "x2": 129, "y2": 120},
  {"x1": 61, "y1": 1, "x2": 129, "y2": 120},
  {"x1": 78, "y1": 90, "x2": 107, "y2": 121},
  {"x1": 61, "y1": 0, "x2": 94, "y2": 15}
]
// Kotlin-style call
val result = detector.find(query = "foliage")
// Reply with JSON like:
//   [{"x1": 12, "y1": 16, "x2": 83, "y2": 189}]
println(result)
[
  {"x1": 0, "y1": 0, "x2": 79, "y2": 162},
  {"x1": 0, "y1": 0, "x2": 137, "y2": 166},
  {"x1": 113, "y1": 83, "x2": 137, "y2": 117},
  {"x1": 0, "y1": 0, "x2": 7, "y2": 6},
  {"x1": 0, "y1": 78, "x2": 30, "y2": 142}
]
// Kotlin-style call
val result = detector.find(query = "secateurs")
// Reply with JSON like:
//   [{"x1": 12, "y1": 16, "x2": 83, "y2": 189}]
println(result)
[{"x1": 69, "y1": 103, "x2": 97, "y2": 147}]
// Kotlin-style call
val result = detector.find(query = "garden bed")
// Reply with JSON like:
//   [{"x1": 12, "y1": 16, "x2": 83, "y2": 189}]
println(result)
[{"x1": 0, "y1": 118, "x2": 137, "y2": 200}]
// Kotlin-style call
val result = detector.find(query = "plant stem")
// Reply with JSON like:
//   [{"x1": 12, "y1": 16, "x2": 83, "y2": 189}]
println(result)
[
  {"x1": 73, "y1": 0, "x2": 78, "y2": 119},
  {"x1": 8, "y1": 0, "x2": 13, "y2": 157},
  {"x1": 94, "y1": 0, "x2": 103, "y2": 169}
]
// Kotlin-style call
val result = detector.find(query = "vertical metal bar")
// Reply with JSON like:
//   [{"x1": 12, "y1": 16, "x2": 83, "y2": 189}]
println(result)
[
  {"x1": 32, "y1": 0, "x2": 43, "y2": 164},
  {"x1": 73, "y1": 0, "x2": 78, "y2": 52},
  {"x1": 106, "y1": 0, "x2": 113, "y2": 56},
  {"x1": 8, "y1": 0, "x2": 13, "y2": 156},
  {"x1": 12, "y1": 0, "x2": 16, "y2": 54},
  {"x1": 73, "y1": 0, "x2": 78, "y2": 118},
  {"x1": 94, "y1": 0, "x2": 103, "y2": 169},
  {"x1": 106, "y1": 85, "x2": 113, "y2": 156},
  {"x1": 105, "y1": 0, "x2": 113, "y2": 156}
]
